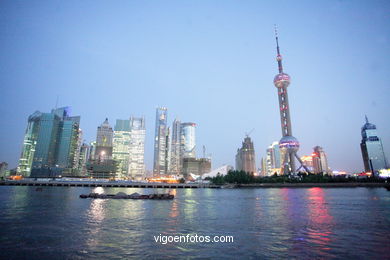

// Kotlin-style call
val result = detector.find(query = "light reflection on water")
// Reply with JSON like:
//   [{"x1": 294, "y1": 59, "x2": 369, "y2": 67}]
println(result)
[{"x1": 0, "y1": 186, "x2": 390, "y2": 259}]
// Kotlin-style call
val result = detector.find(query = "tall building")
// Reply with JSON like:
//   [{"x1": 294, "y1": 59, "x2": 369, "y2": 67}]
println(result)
[
  {"x1": 272, "y1": 27, "x2": 310, "y2": 175},
  {"x1": 128, "y1": 116, "x2": 146, "y2": 180},
  {"x1": 18, "y1": 107, "x2": 81, "y2": 177},
  {"x1": 75, "y1": 142, "x2": 89, "y2": 175},
  {"x1": 17, "y1": 111, "x2": 42, "y2": 176},
  {"x1": 170, "y1": 119, "x2": 182, "y2": 175},
  {"x1": 300, "y1": 155, "x2": 314, "y2": 173},
  {"x1": 113, "y1": 119, "x2": 131, "y2": 178},
  {"x1": 181, "y1": 123, "x2": 196, "y2": 159},
  {"x1": 54, "y1": 108, "x2": 80, "y2": 175},
  {"x1": 360, "y1": 116, "x2": 387, "y2": 173},
  {"x1": 87, "y1": 118, "x2": 117, "y2": 179},
  {"x1": 312, "y1": 146, "x2": 331, "y2": 174},
  {"x1": 0, "y1": 162, "x2": 8, "y2": 178},
  {"x1": 260, "y1": 157, "x2": 267, "y2": 177},
  {"x1": 94, "y1": 118, "x2": 113, "y2": 161},
  {"x1": 266, "y1": 141, "x2": 281, "y2": 176},
  {"x1": 153, "y1": 107, "x2": 168, "y2": 176},
  {"x1": 235, "y1": 136, "x2": 256, "y2": 174}
]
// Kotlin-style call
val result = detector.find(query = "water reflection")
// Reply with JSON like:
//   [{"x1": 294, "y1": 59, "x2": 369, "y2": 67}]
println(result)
[
  {"x1": 85, "y1": 187, "x2": 107, "y2": 248},
  {"x1": 306, "y1": 188, "x2": 333, "y2": 250}
]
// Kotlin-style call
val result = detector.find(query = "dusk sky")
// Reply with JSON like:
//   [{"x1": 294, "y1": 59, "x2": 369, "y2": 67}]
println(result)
[{"x1": 1, "y1": 0, "x2": 389, "y2": 173}]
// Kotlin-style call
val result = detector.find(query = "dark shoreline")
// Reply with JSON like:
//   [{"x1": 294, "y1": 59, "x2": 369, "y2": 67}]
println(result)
[
  {"x1": 235, "y1": 182, "x2": 388, "y2": 188},
  {"x1": 0, "y1": 180, "x2": 389, "y2": 189}
]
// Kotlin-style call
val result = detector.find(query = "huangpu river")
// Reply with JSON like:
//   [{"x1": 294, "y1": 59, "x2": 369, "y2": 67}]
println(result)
[{"x1": 1, "y1": 186, "x2": 390, "y2": 259}]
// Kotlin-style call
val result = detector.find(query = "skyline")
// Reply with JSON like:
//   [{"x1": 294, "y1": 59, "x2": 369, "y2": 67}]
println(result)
[{"x1": 1, "y1": 1, "x2": 390, "y2": 172}]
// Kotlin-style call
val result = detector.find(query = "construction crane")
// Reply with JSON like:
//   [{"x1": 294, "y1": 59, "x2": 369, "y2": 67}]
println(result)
[{"x1": 245, "y1": 128, "x2": 255, "y2": 137}]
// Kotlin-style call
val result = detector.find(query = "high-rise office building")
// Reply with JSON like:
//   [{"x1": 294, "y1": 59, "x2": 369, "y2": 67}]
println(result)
[
  {"x1": 0, "y1": 162, "x2": 8, "y2": 178},
  {"x1": 153, "y1": 107, "x2": 168, "y2": 176},
  {"x1": 75, "y1": 142, "x2": 89, "y2": 175},
  {"x1": 170, "y1": 119, "x2": 182, "y2": 175},
  {"x1": 113, "y1": 119, "x2": 131, "y2": 178},
  {"x1": 18, "y1": 107, "x2": 81, "y2": 177},
  {"x1": 312, "y1": 146, "x2": 331, "y2": 174},
  {"x1": 360, "y1": 116, "x2": 387, "y2": 173},
  {"x1": 260, "y1": 157, "x2": 267, "y2": 177},
  {"x1": 17, "y1": 111, "x2": 42, "y2": 176},
  {"x1": 266, "y1": 141, "x2": 281, "y2": 176},
  {"x1": 128, "y1": 116, "x2": 146, "y2": 180},
  {"x1": 87, "y1": 118, "x2": 117, "y2": 179},
  {"x1": 235, "y1": 136, "x2": 256, "y2": 174},
  {"x1": 181, "y1": 123, "x2": 196, "y2": 159},
  {"x1": 95, "y1": 118, "x2": 113, "y2": 161},
  {"x1": 300, "y1": 155, "x2": 314, "y2": 173},
  {"x1": 55, "y1": 110, "x2": 80, "y2": 174}
]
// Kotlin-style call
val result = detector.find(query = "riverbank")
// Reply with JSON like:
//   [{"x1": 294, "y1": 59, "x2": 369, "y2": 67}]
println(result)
[
  {"x1": 235, "y1": 182, "x2": 389, "y2": 188},
  {"x1": 0, "y1": 180, "x2": 389, "y2": 189}
]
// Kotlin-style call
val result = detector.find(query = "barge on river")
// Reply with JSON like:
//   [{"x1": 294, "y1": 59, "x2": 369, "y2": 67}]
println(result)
[{"x1": 79, "y1": 192, "x2": 174, "y2": 200}]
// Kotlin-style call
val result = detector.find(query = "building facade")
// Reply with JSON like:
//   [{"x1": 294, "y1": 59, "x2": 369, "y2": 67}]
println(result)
[
  {"x1": 153, "y1": 107, "x2": 169, "y2": 176},
  {"x1": 182, "y1": 157, "x2": 211, "y2": 178},
  {"x1": 128, "y1": 116, "x2": 146, "y2": 180},
  {"x1": 235, "y1": 136, "x2": 256, "y2": 174},
  {"x1": 113, "y1": 119, "x2": 131, "y2": 179},
  {"x1": 312, "y1": 146, "x2": 330, "y2": 174},
  {"x1": 18, "y1": 107, "x2": 81, "y2": 177},
  {"x1": 94, "y1": 118, "x2": 113, "y2": 161},
  {"x1": 360, "y1": 116, "x2": 387, "y2": 173},
  {"x1": 266, "y1": 141, "x2": 281, "y2": 176},
  {"x1": 180, "y1": 122, "x2": 196, "y2": 159},
  {"x1": 170, "y1": 119, "x2": 182, "y2": 175}
]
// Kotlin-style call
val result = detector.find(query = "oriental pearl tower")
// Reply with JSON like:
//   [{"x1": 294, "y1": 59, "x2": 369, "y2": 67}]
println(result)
[{"x1": 273, "y1": 26, "x2": 311, "y2": 175}]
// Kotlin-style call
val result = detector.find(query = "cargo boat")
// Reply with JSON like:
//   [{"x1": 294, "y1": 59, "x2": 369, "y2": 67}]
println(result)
[{"x1": 79, "y1": 192, "x2": 174, "y2": 200}]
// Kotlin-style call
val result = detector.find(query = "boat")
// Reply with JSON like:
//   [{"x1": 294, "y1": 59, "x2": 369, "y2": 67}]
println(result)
[{"x1": 79, "y1": 192, "x2": 174, "y2": 200}]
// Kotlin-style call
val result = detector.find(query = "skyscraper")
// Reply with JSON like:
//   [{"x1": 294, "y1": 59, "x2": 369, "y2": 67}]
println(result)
[
  {"x1": 170, "y1": 119, "x2": 182, "y2": 175},
  {"x1": 95, "y1": 118, "x2": 113, "y2": 161},
  {"x1": 87, "y1": 118, "x2": 117, "y2": 179},
  {"x1": 266, "y1": 141, "x2": 281, "y2": 176},
  {"x1": 113, "y1": 119, "x2": 131, "y2": 178},
  {"x1": 360, "y1": 116, "x2": 387, "y2": 173},
  {"x1": 272, "y1": 27, "x2": 310, "y2": 175},
  {"x1": 312, "y1": 146, "x2": 330, "y2": 174},
  {"x1": 181, "y1": 122, "x2": 196, "y2": 159},
  {"x1": 153, "y1": 107, "x2": 168, "y2": 176},
  {"x1": 128, "y1": 116, "x2": 146, "y2": 180},
  {"x1": 235, "y1": 136, "x2": 256, "y2": 174},
  {"x1": 18, "y1": 107, "x2": 81, "y2": 177},
  {"x1": 54, "y1": 108, "x2": 80, "y2": 174}
]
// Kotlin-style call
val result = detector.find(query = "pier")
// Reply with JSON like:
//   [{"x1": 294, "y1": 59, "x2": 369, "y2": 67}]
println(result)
[{"x1": 0, "y1": 180, "x2": 220, "y2": 189}]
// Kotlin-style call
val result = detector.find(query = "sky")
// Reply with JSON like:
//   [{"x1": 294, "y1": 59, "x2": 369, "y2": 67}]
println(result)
[{"x1": 1, "y1": 0, "x2": 389, "y2": 173}]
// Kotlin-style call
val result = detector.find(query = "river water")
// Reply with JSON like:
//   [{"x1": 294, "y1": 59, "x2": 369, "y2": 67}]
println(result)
[{"x1": 0, "y1": 186, "x2": 389, "y2": 259}]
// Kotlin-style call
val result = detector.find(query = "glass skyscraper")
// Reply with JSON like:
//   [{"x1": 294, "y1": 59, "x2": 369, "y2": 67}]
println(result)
[
  {"x1": 360, "y1": 116, "x2": 387, "y2": 173},
  {"x1": 18, "y1": 107, "x2": 81, "y2": 177},
  {"x1": 128, "y1": 116, "x2": 146, "y2": 180},
  {"x1": 170, "y1": 119, "x2": 182, "y2": 175},
  {"x1": 266, "y1": 141, "x2": 281, "y2": 176},
  {"x1": 153, "y1": 107, "x2": 168, "y2": 176},
  {"x1": 180, "y1": 122, "x2": 196, "y2": 159},
  {"x1": 113, "y1": 119, "x2": 131, "y2": 178}
]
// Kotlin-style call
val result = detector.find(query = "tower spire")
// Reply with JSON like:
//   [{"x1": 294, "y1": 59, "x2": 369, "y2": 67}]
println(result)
[
  {"x1": 274, "y1": 24, "x2": 283, "y2": 73},
  {"x1": 365, "y1": 115, "x2": 369, "y2": 124}
]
